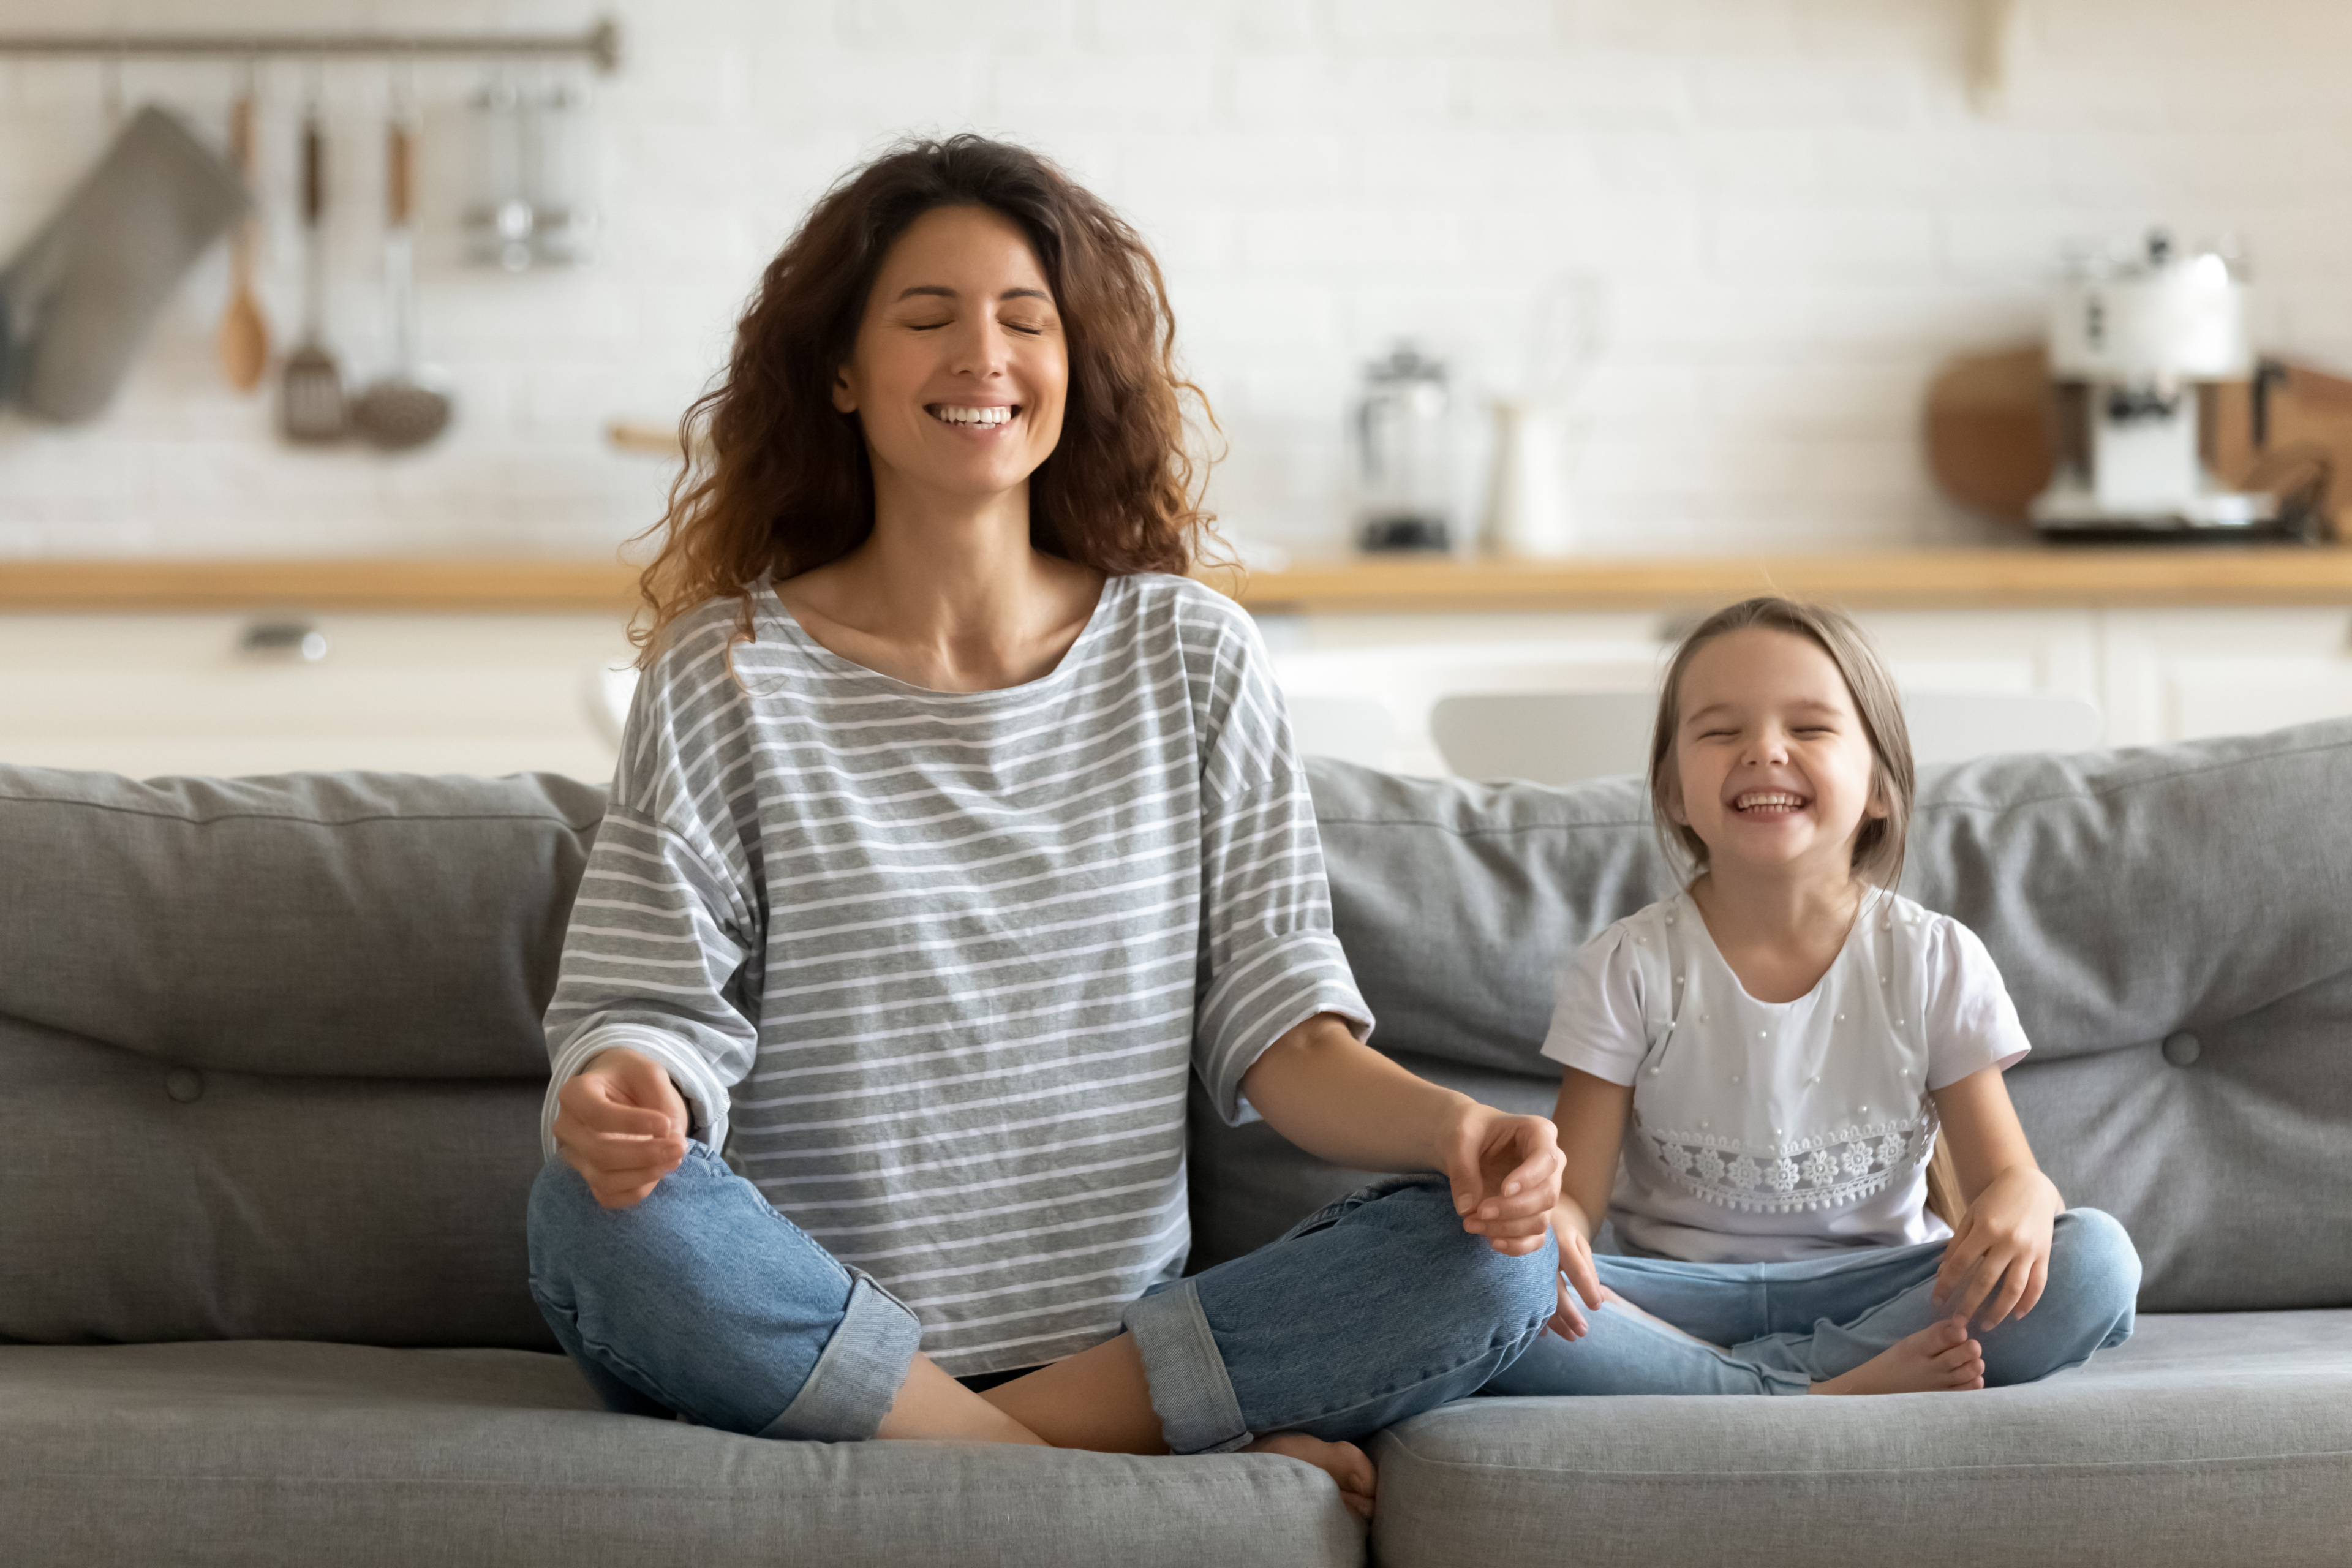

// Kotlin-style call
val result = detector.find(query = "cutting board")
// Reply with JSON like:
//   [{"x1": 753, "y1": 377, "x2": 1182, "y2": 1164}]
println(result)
[{"x1": 1923, "y1": 344, "x2": 2352, "y2": 537}]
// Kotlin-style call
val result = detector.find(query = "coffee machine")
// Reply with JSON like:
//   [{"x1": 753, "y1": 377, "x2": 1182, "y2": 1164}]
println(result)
[
  {"x1": 2029, "y1": 230, "x2": 2280, "y2": 535},
  {"x1": 1351, "y1": 343, "x2": 1456, "y2": 552}
]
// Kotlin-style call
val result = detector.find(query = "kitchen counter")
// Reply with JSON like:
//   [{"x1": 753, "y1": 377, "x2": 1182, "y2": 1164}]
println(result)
[
  {"x1": 0, "y1": 558, "x2": 644, "y2": 613},
  {"x1": 2, "y1": 545, "x2": 2350, "y2": 614},
  {"x1": 1221, "y1": 543, "x2": 2352, "y2": 614}
]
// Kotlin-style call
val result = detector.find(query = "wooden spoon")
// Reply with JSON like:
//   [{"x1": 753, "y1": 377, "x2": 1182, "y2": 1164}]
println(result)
[{"x1": 216, "y1": 89, "x2": 270, "y2": 392}]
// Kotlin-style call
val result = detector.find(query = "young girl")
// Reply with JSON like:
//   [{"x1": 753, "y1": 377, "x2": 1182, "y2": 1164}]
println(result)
[{"x1": 1486, "y1": 597, "x2": 2141, "y2": 1398}]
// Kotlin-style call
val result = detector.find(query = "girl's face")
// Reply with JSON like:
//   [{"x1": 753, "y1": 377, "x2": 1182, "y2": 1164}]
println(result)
[
  {"x1": 831, "y1": 203, "x2": 1069, "y2": 510},
  {"x1": 1667, "y1": 626, "x2": 1888, "y2": 882}
]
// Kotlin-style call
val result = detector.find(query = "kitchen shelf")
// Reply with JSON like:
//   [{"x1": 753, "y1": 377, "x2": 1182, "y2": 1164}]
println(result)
[
  {"x1": 1220, "y1": 545, "x2": 2352, "y2": 614},
  {"x1": 0, "y1": 559, "x2": 642, "y2": 613},
  {"x1": 2, "y1": 546, "x2": 2349, "y2": 616}
]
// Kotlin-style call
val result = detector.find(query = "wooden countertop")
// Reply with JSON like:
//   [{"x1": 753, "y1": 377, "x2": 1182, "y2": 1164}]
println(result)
[
  {"x1": 0, "y1": 557, "x2": 646, "y2": 613},
  {"x1": 1217, "y1": 544, "x2": 2352, "y2": 613},
  {"x1": 2, "y1": 546, "x2": 2349, "y2": 614}
]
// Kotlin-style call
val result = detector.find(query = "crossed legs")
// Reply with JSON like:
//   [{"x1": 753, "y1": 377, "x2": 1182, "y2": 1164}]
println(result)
[
  {"x1": 527, "y1": 1151, "x2": 1556, "y2": 1507},
  {"x1": 1482, "y1": 1208, "x2": 2140, "y2": 1398}
]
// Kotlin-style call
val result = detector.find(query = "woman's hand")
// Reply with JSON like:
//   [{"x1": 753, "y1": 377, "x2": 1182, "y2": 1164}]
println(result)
[
  {"x1": 552, "y1": 1047, "x2": 692, "y2": 1209},
  {"x1": 1438, "y1": 1099, "x2": 1567, "y2": 1257},
  {"x1": 1237, "y1": 1014, "x2": 1565, "y2": 1256},
  {"x1": 1932, "y1": 1164, "x2": 2062, "y2": 1329},
  {"x1": 1547, "y1": 1197, "x2": 1605, "y2": 1338}
]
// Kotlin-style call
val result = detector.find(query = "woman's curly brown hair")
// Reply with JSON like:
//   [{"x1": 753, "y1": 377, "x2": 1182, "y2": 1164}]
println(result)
[{"x1": 630, "y1": 134, "x2": 1221, "y2": 665}]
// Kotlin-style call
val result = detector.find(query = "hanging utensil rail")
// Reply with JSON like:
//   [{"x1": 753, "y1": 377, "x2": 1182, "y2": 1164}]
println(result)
[{"x1": 0, "y1": 17, "x2": 621, "y2": 72}]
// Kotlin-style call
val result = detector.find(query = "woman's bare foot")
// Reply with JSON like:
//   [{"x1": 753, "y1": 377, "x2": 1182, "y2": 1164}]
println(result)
[
  {"x1": 1811, "y1": 1317, "x2": 1986, "y2": 1395},
  {"x1": 1247, "y1": 1432, "x2": 1376, "y2": 1521}
]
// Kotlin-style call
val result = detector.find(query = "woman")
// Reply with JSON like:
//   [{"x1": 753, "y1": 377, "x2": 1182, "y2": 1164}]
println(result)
[{"x1": 525, "y1": 135, "x2": 1561, "y2": 1518}]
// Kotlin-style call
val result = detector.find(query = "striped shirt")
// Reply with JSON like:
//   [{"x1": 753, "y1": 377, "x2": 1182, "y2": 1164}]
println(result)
[{"x1": 539, "y1": 571, "x2": 1371, "y2": 1374}]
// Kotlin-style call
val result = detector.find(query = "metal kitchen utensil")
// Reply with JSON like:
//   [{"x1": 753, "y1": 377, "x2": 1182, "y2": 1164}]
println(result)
[
  {"x1": 279, "y1": 96, "x2": 345, "y2": 442},
  {"x1": 215, "y1": 83, "x2": 269, "y2": 391},
  {"x1": 462, "y1": 66, "x2": 595, "y2": 269},
  {"x1": 350, "y1": 114, "x2": 452, "y2": 449}
]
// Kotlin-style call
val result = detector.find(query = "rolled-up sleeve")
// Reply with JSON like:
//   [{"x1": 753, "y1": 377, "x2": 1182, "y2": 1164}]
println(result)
[
  {"x1": 540, "y1": 804, "x2": 759, "y2": 1158},
  {"x1": 539, "y1": 643, "x2": 761, "y2": 1160},
  {"x1": 1188, "y1": 612, "x2": 1371, "y2": 1125}
]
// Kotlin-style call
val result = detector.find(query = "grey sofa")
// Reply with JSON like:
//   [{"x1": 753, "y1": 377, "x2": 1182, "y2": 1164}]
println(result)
[{"x1": 4, "y1": 720, "x2": 2348, "y2": 1567}]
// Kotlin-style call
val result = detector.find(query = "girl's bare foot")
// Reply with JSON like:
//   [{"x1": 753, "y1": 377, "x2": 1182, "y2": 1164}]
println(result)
[
  {"x1": 1247, "y1": 1432, "x2": 1376, "y2": 1521},
  {"x1": 1811, "y1": 1317, "x2": 1986, "y2": 1395}
]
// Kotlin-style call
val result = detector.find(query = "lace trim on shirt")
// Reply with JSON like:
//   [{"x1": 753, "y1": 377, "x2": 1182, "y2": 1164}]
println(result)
[{"x1": 1640, "y1": 1116, "x2": 1932, "y2": 1214}]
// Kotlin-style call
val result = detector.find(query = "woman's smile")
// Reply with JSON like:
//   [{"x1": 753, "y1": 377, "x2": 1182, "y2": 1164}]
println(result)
[{"x1": 927, "y1": 401, "x2": 1020, "y2": 431}]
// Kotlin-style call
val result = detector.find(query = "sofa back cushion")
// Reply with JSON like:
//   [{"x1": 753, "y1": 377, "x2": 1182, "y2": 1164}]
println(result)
[
  {"x1": 1288, "y1": 718, "x2": 2352, "y2": 1312},
  {"x1": 0, "y1": 767, "x2": 600, "y2": 1078},
  {"x1": 5, "y1": 719, "x2": 2346, "y2": 1348},
  {"x1": 0, "y1": 766, "x2": 597, "y2": 1347}
]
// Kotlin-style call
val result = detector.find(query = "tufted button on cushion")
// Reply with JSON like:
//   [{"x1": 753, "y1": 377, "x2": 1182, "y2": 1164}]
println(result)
[
  {"x1": 164, "y1": 1068, "x2": 204, "y2": 1104},
  {"x1": 2162, "y1": 1031, "x2": 2202, "y2": 1068}
]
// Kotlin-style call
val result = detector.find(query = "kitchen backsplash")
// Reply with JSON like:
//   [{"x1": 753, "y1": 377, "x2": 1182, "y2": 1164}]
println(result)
[{"x1": 2, "y1": 0, "x2": 2348, "y2": 559}]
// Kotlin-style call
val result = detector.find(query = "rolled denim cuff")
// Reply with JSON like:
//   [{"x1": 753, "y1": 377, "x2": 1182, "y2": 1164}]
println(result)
[
  {"x1": 1122, "y1": 1277, "x2": 1251, "y2": 1455},
  {"x1": 758, "y1": 1270, "x2": 922, "y2": 1442}
]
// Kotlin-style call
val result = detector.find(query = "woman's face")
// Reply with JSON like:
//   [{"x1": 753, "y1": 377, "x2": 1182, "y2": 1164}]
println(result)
[
  {"x1": 832, "y1": 203, "x2": 1069, "y2": 510},
  {"x1": 1667, "y1": 627, "x2": 1888, "y2": 881}
]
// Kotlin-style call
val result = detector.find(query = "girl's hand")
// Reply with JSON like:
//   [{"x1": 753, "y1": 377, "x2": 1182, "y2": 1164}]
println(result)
[
  {"x1": 1547, "y1": 1197, "x2": 1605, "y2": 1339},
  {"x1": 1932, "y1": 1164, "x2": 2062, "y2": 1329},
  {"x1": 1439, "y1": 1101, "x2": 1567, "y2": 1257}
]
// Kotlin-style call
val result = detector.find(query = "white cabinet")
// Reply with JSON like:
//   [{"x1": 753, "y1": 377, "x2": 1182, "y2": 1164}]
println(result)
[
  {"x1": 1260, "y1": 604, "x2": 2352, "y2": 775},
  {"x1": 0, "y1": 612, "x2": 633, "y2": 781},
  {"x1": 2100, "y1": 608, "x2": 2352, "y2": 745},
  {"x1": 1846, "y1": 610, "x2": 2103, "y2": 714},
  {"x1": 4, "y1": 601, "x2": 2346, "y2": 785}
]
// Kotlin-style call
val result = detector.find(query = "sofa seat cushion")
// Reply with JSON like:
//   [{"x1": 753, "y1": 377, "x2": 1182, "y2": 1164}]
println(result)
[
  {"x1": 0, "y1": 1341, "x2": 1361, "y2": 1568},
  {"x1": 1371, "y1": 1310, "x2": 2352, "y2": 1568}
]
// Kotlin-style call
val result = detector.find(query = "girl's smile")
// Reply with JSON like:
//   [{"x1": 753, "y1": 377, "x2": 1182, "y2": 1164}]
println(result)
[
  {"x1": 1728, "y1": 788, "x2": 1810, "y2": 818},
  {"x1": 1670, "y1": 625, "x2": 1888, "y2": 884}
]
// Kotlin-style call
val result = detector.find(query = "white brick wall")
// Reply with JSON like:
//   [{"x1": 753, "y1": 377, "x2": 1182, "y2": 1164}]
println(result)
[{"x1": 2, "y1": 0, "x2": 2348, "y2": 559}]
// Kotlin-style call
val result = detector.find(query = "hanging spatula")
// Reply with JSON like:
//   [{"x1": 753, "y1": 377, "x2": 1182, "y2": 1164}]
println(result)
[{"x1": 279, "y1": 101, "x2": 344, "y2": 442}]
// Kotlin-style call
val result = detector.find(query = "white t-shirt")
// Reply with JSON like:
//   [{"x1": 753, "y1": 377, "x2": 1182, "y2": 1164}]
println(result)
[{"x1": 1540, "y1": 885, "x2": 2031, "y2": 1264}]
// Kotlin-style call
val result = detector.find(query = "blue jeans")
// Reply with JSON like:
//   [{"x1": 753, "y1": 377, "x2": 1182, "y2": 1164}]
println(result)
[
  {"x1": 527, "y1": 1149, "x2": 1557, "y2": 1452},
  {"x1": 1482, "y1": 1207, "x2": 2139, "y2": 1397}
]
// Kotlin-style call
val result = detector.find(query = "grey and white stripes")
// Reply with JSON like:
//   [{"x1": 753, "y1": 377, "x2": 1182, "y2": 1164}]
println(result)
[{"x1": 539, "y1": 573, "x2": 1370, "y2": 1375}]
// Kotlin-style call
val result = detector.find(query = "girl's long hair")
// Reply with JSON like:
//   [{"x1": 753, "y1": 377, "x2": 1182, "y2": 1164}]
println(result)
[
  {"x1": 1645, "y1": 598, "x2": 1967, "y2": 1223},
  {"x1": 629, "y1": 134, "x2": 1221, "y2": 665}
]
